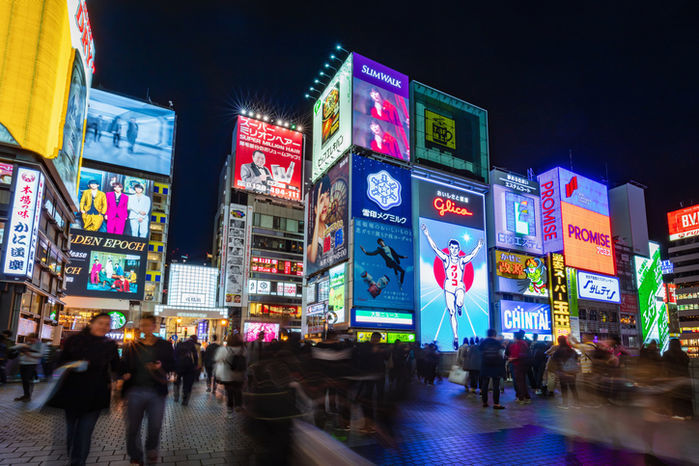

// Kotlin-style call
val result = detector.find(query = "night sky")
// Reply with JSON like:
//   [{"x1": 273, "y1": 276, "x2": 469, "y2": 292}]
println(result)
[{"x1": 88, "y1": 1, "x2": 699, "y2": 259}]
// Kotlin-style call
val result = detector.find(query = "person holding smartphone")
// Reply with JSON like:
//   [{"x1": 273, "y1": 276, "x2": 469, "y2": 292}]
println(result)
[{"x1": 120, "y1": 316, "x2": 174, "y2": 466}]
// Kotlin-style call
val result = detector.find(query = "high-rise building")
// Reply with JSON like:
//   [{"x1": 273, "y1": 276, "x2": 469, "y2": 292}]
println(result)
[{"x1": 0, "y1": 0, "x2": 96, "y2": 345}]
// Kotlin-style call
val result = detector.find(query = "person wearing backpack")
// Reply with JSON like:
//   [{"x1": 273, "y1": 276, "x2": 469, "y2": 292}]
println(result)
[
  {"x1": 173, "y1": 335, "x2": 201, "y2": 406},
  {"x1": 203, "y1": 335, "x2": 220, "y2": 394},
  {"x1": 507, "y1": 330, "x2": 531, "y2": 404},
  {"x1": 529, "y1": 333, "x2": 548, "y2": 395},
  {"x1": 552, "y1": 335, "x2": 580, "y2": 408},
  {"x1": 479, "y1": 329, "x2": 506, "y2": 409},
  {"x1": 214, "y1": 333, "x2": 246, "y2": 417}
]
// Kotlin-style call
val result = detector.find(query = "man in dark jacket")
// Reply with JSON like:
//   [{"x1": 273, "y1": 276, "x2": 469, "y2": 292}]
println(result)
[
  {"x1": 479, "y1": 329, "x2": 506, "y2": 409},
  {"x1": 508, "y1": 330, "x2": 531, "y2": 403},
  {"x1": 120, "y1": 316, "x2": 174, "y2": 465},
  {"x1": 173, "y1": 335, "x2": 201, "y2": 405},
  {"x1": 203, "y1": 335, "x2": 220, "y2": 393},
  {"x1": 360, "y1": 239, "x2": 407, "y2": 287}
]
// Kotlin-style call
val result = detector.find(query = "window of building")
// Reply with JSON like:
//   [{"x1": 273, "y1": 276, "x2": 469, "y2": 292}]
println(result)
[
  {"x1": 151, "y1": 231, "x2": 163, "y2": 241},
  {"x1": 260, "y1": 214, "x2": 273, "y2": 229},
  {"x1": 286, "y1": 219, "x2": 298, "y2": 233},
  {"x1": 579, "y1": 309, "x2": 587, "y2": 320}
]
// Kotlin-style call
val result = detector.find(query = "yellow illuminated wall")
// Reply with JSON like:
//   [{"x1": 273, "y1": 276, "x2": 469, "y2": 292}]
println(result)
[{"x1": 0, "y1": 0, "x2": 75, "y2": 159}]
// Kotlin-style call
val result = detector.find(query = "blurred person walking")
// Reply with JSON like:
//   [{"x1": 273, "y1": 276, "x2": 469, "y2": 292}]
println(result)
[
  {"x1": 12, "y1": 333, "x2": 43, "y2": 401},
  {"x1": 479, "y1": 329, "x2": 506, "y2": 409},
  {"x1": 0, "y1": 329, "x2": 14, "y2": 384},
  {"x1": 662, "y1": 339, "x2": 692, "y2": 420},
  {"x1": 456, "y1": 338, "x2": 470, "y2": 392},
  {"x1": 248, "y1": 331, "x2": 265, "y2": 367},
  {"x1": 48, "y1": 313, "x2": 119, "y2": 466},
  {"x1": 203, "y1": 335, "x2": 220, "y2": 393},
  {"x1": 120, "y1": 316, "x2": 175, "y2": 465},
  {"x1": 529, "y1": 333, "x2": 548, "y2": 394},
  {"x1": 173, "y1": 335, "x2": 201, "y2": 406},
  {"x1": 552, "y1": 335, "x2": 581, "y2": 408},
  {"x1": 214, "y1": 333, "x2": 246, "y2": 417},
  {"x1": 357, "y1": 332, "x2": 388, "y2": 433},
  {"x1": 507, "y1": 330, "x2": 531, "y2": 404},
  {"x1": 465, "y1": 337, "x2": 482, "y2": 394},
  {"x1": 423, "y1": 343, "x2": 439, "y2": 385}
]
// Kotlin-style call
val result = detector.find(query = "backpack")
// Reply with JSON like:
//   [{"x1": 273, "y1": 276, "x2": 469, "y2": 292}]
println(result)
[
  {"x1": 227, "y1": 348, "x2": 246, "y2": 372},
  {"x1": 481, "y1": 342, "x2": 502, "y2": 367},
  {"x1": 175, "y1": 342, "x2": 196, "y2": 372}
]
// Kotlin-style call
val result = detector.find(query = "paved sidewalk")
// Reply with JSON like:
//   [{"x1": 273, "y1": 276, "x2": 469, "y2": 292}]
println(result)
[{"x1": 1, "y1": 378, "x2": 697, "y2": 465}]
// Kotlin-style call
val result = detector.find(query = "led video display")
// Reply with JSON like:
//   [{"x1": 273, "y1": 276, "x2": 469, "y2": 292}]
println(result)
[
  {"x1": 667, "y1": 204, "x2": 699, "y2": 241},
  {"x1": 494, "y1": 250, "x2": 548, "y2": 298},
  {"x1": 635, "y1": 242, "x2": 670, "y2": 352}
]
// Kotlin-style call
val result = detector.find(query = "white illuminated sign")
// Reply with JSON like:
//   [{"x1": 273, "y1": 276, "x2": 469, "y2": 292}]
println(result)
[
  {"x1": 576, "y1": 271, "x2": 620, "y2": 304},
  {"x1": 167, "y1": 264, "x2": 218, "y2": 308},
  {"x1": 3, "y1": 167, "x2": 44, "y2": 277}
]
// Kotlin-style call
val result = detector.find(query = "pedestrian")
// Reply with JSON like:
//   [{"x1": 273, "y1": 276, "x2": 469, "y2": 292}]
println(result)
[
  {"x1": 0, "y1": 329, "x2": 14, "y2": 384},
  {"x1": 203, "y1": 335, "x2": 220, "y2": 393},
  {"x1": 424, "y1": 343, "x2": 439, "y2": 385},
  {"x1": 465, "y1": 338, "x2": 482, "y2": 394},
  {"x1": 357, "y1": 332, "x2": 388, "y2": 433},
  {"x1": 479, "y1": 329, "x2": 506, "y2": 409},
  {"x1": 248, "y1": 331, "x2": 265, "y2": 366},
  {"x1": 552, "y1": 335, "x2": 580, "y2": 409},
  {"x1": 173, "y1": 335, "x2": 201, "y2": 406},
  {"x1": 120, "y1": 316, "x2": 175, "y2": 466},
  {"x1": 214, "y1": 333, "x2": 246, "y2": 417},
  {"x1": 456, "y1": 338, "x2": 469, "y2": 391},
  {"x1": 529, "y1": 333, "x2": 548, "y2": 394},
  {"x1": 661, "y1": 338, "x2": 692, "y2": 420},
  {"x1": 310, "y1": 329, "x2": 354, "y2": 431},
  {"x1": 507, "y1": 330, "x2": 531, "y2": 404},
  {"x1": 48, "y1": 313, "x2": 119, "y2": 466},
  {"x1": 12, "y1": 333, "x2": 43, "y2": 401}
]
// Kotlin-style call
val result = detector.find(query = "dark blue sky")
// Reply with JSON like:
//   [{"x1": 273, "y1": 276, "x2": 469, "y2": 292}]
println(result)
[{"x1": 88, "y1": 0, "x2": 699, "y2": 258}]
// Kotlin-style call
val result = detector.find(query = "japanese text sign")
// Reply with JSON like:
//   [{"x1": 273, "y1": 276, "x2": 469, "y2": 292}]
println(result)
[{"x1": 576, "y1": 271, "x2": 620, "y2": 304}]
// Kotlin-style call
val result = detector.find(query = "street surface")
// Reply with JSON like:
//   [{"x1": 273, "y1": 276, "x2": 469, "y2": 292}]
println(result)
[{"x1": 0, "y1": 377, "x2": 697, "y2": 465}]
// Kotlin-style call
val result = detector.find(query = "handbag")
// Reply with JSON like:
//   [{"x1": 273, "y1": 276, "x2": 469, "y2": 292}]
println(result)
[{"x1": 448, "y1": 365, "x2": 467, "y2": 386}]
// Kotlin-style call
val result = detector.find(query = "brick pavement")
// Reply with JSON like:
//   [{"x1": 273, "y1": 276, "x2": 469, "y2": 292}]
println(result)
[{"x1": 1, "y1": 378, "x2": 697, "y2": 465}]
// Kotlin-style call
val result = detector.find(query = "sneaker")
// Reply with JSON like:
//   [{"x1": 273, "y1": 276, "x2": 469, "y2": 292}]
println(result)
[
  {"x1": 524, "y1": 398, "x2": 532, "y2": 404},
  {"x1": 226, "y1": 410, "x2": 234, "y2": 418},
  {"x1": 14, "y1": 396, "x2": 29, "y2": 402},
  {"x1": 557, "y1": 404, "x2": 569, "y2": 410},
  {"x1": 516, "y1": 399, "x2": 525, "y2": 405},
  {"x1": 672, "y1": 415, "x2": 686, "y2": 421},
  {"x1": 146, "y1": 451, "x2": 159, "y2": 465},
  {"x1": 493, "y1": 405, "x2": 506, "y2": 410},
  {"x1": 535, "y1": 389, "x2": 542, "y2": 395},
  {"x1": 206, "y1": 387, "x2": 211, "y2": 393}
]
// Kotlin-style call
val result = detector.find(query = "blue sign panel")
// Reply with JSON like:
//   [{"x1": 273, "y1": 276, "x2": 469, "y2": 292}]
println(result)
[
  {"x1": 352, "y1": 155, "x2": 411, "y2": 227},
  {"x1": 556, "y1": 167, "x2": 610, "y2": 216},
  {"x1": 353, "y1": 219, "x2": 414, "y2": 310},
  {"x1": 499, "y1": 300, "x2": 552, "y2": 335}
]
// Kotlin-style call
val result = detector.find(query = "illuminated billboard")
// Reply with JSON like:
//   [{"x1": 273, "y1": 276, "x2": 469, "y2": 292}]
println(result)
[
  {"x1": 168, "y1": 264, "x2": 218, "y2": 308},
  {"x1": 351, "y1": 309, "x2": 414, "y2": 329},
  {"x1": 667, "y1": 204, "x2": 699, "y2": 241},
  {"x1": 352, "y1": 53, "x2": 410, "y2": 162},
  {"x1": 494, "y1": 250, "x2": 548, "y2": 298},
  {"x1": 65, "y1": 231, "x2": 147, "y2": 300},
  {"x1": 2, "y1": 168, "x2": 45, "y2": 278},
  {"x1": 223, "y1": 204, "x2": 252, "y2": 307},
  {"x1": 499, "y1": 300, "x2": 551, "y2": 336},
  {"x1": 328, "y1": 263, "x2": 346, "y2": 324},
  {"x1": 83, "y1": 89, "x2": 175, "y2": 175},
  {"x1": 490, "y1": 169, "x2": 543, "y2": 254},
  {"x1": 312, "y1": 54, "x2": 352, "y2": 182},
  {"x1": 415, "y1": 176, "x2": 488, "y2": 350},
  {"x1": 354, "y1": 219, "x2": 414, "y2": 310},
  {"x1": 233, "y1": 116, "x2": 304, "y2": 201},
  {"x1": 411, "y1": 82, "x2": 489, "y2": 182},
  {"x1": 634, "y1": 242, "x2": 670, "y2": 352},
  {"x1": 548, "y1": 253, "x2": 571, "y2": 339},
  {"x1": 576, "y1": 271, "x2": 620, "y2": 304},
  {"x1": 74, "y1": 167, "x2": 153, "y2": 238},
  {"x1": 351, "y1": 155, "x2": 411, "y2": 226},
  {"x1": 306, "y1": 156, "x2": 349, "y2": 276},
  {"x1": 243, "y1": 322, "x2": 279, "y2": 343},
  {"x1": 538, "y1": 167, "x2": 614, "y2": 275}
]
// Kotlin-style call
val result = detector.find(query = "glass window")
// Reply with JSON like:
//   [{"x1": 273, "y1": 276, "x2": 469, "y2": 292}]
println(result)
[
  {"x1": 286, "y1": 219, "x2": 298, "y2": 233},
  {"x1": 29, "y1": 292, "x2": 42, "y2": 316},
  {"x1": 20, "y1": 292, "x2": 31, "y2": 313},
  {"x1": 260, "y1": 215, "x2": 273, "y2": 229},
  {"x1": 0, "y1": 189, "x2": 10, "y2": 205}
]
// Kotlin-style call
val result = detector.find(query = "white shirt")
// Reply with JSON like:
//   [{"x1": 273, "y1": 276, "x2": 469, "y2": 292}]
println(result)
[{"x1": 128, "y1": 194, "x2": 151, "y2": 220}]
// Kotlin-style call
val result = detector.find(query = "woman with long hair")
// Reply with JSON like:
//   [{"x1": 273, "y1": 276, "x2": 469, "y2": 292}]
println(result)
[
  {"x1": 214, "y1": 333, "x2": 246, "y2": 417},
  {"x1": 307, "y1": 175, "x2": 332, "y2": 269},
  {"x1": 49, "y1": 313, "x2": 119, "y2": 465}
]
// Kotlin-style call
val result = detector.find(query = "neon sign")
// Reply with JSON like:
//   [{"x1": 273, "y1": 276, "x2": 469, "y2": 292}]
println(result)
[
  {"x1": 433, "y1": 197, "x2": 473, "y2": 217},
  {"x1": 74, "y1": 0, "x2": 95, "y2": 72},
  {"x1": 548, "y1": 253, "x2": 571, "y2": 339}
]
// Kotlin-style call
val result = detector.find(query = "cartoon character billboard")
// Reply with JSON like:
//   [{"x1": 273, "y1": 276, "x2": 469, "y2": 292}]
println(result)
[
  {"x1": 415, "y1": 176, "x2": 489, "y2": 351},
  {"x1": 493, "y1": 250, "x2": 548, "y2": 298}
]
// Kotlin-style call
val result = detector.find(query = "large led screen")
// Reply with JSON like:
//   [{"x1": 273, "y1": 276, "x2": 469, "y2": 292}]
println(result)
[
  {"x1": 354, "y1": 219, "x2": 414, "y2": 310},
  {"x1": 351, "y1": 154, "x2": 411, "y2": 227},
  {"x1": 415, "y1": 177, "x2": 488, "y2": 351},
  {"x1": 634, "y1": 242, "x2": 670, "y2": 352},
  {"x1": 233, "y1": 116, "x2": 303, "y2": 201},
  {"x1": 312, "y1": 55, "x2": 352, "y2": 182},
  {"x1": 75, "y1": 167, "x2": 153, "y2": 238},
  {"x1": 491, "y1": 169, "x2": 543, "y2": 254},
  {"x1": 65, "y1": 231, "x2": 147, "y2": 300},
  {"x1": 499, "y1": 300, "x2": 552, "y2": 336},
  {"x1": 83, "y1": 89, "x2": 175, "y2": 175},
  {"x1": 352, "y1": 53, "x2": 409, "y2": 162},
  {"x1": 306, "y1": 156, "x2": 348, "y2": 276},
  {"x1": 494, "y1": 250, "x2": 548, "y2": 298},
  {"x1": 168, "y1": 264, "x2": 218, "y2": 307},
  {"x1": 328, "y1": 263, "x2": 346, "y2": 324},
  {"x1": 561, "y1": 202, "x2": 615, "y2": 275},
  {"x1": 667, "y1": 204, "x2": 699, "y2": 241},
  {"x1": 243, "y1": 322, "x2": 279, "y2": 343}
]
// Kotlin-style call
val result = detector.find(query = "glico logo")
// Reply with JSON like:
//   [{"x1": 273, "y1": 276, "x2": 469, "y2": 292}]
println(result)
[{"x1": 433, "y1": 197, "x2": 473, "y2": 217}]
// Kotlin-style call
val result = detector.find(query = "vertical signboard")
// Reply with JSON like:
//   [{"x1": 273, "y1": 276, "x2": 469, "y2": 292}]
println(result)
[
  {"x1": 538, "y1": 169, "x2": 564, "y2": 253},
  {"x1": 634, "y1": 242, "x2": 670, "y2": 352},
  {"x1": 548, "y1": 253, "x2": 571, "y2": 339},
  {"x1": 490, "y1": 169, "x2": 543, "y2": 255},
  {"x1": 3, "y1": 167, "x2": 44, "y2": 277},
  {"x1": 328, "y1": 263, "x2": 346, "y2": 324},
  {"x1": 415, "y1": 176, "x2": 488, "y2": 350},
  {"x1": 352, "y1": 53, "x2": 410, "y2": 161},
  {"x1": 306, "y1": 156, "x2": 349, "y2": 276},
  {"x1": 224, "y1": 204, "x2": 249, "y2": 307},
  {"x1": 232, "y1": 116, "x2": 304, "y2": 201},
  {"x1": 312, "y1": 55, "x2": 352, "y2": 182}
]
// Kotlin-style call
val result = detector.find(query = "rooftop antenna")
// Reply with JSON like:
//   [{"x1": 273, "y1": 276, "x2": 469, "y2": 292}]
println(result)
[
  {"x1": 527, "y1": 168, "x2": 534, "y2": 181},
  {"x1": 604, "y1": 162, "x2": 609, "y2": 184},
  {"x1": 569, "y1": 149, "x2": 573, "y2": 171},
  {"x1": 146, "y1": 88, "x2": 152, "y2": 103}
]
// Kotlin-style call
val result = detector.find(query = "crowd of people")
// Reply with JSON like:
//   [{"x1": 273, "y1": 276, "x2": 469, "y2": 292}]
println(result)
[{"x1": 0, "y1": 319, "x2": 695, "y2": 465}]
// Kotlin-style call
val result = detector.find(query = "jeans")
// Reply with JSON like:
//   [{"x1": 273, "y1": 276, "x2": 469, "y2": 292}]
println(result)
[
  {"x1": 173, "y1": 372, "x2": 196, "y2": 402},
  {"x1": 468, "y1": 370, "x2": 480, "y2": 390},
  {"x1": 513, "y1": 364, "x2": 530, "y2": 400},
  {"x1": 480, "y1": 376, "x2": 501, "y2": 405},
  {"x1": 65, "y1": 409, "x2": 101, "y2": 466},
  {"x1": 126, "y1": 387, "x2": 166, "y2": 462},
  {"x1": 19, "y1": 364, "x2": 37, "y2": 398},
  {"x1": 222, "y1": 381, "x2": 243, "y2": 409},
  {"x1": 205, "y1": 365, "x2": 217, "y2": 391}
]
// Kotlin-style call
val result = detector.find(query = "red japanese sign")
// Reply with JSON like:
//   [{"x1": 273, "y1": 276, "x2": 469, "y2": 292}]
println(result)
[
  {"x1": 668, "y1": 204, "x2": 699, "y2": 241},
  {"x1": 233, "y1": 116, "x2": 304, "y2": 202}
]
